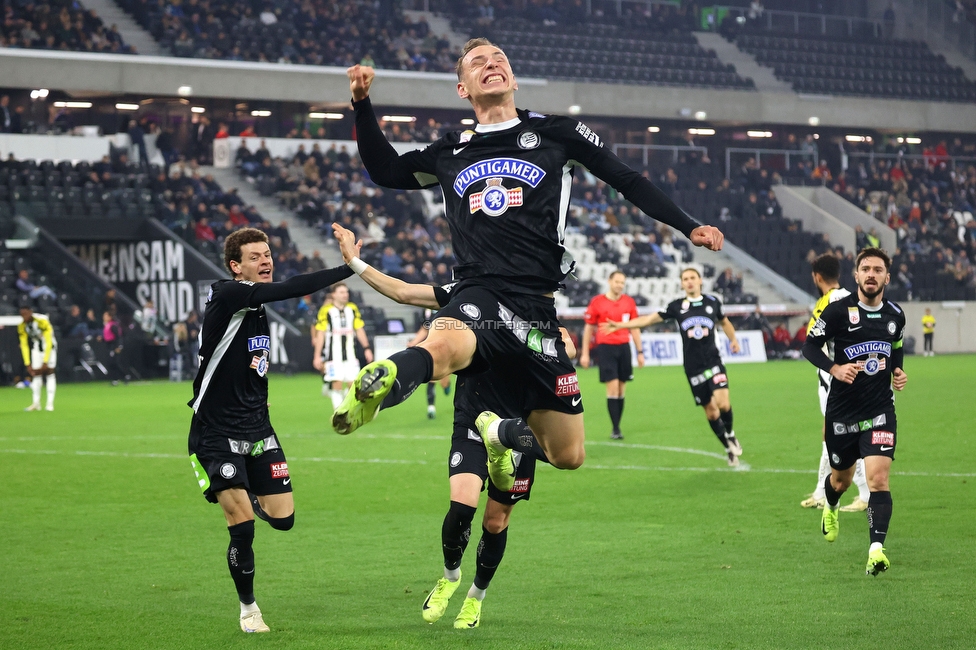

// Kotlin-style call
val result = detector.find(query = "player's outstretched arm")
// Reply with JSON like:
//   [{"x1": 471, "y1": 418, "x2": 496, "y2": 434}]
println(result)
[
  {"x1": 245, "y1": 265, "x2": 354, "y2": 306},
  {"x1": 602, "y1": 313, "x2": 662, "y2": 332},
  {"x1": 331, "y1": 223, "x2": 441, "y2": 309}
]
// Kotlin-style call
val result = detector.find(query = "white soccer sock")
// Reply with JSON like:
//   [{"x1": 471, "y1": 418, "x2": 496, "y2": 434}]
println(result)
[
  {"x1": 444, "y1": 567, "x2": 460, "y2": 582},
  {"x1": 485, "y1": 418, "x2": 503, "y2": 449},
  {"x1": 240, "y1": 600, "x2": 260, "y2": 617},
  {"x1": 869, "y1": 541, "x2": 883, "y2": 552},
  {"x1": 813, "y1": 442, "x2": 830, "y2": 499},
  {"x1": 467, "y1": 585, "x2": 487, "y2": 601},
  {"x1": 853, "y1": 459, "x2": 870, "y2": 501},
  {"x1": 45, "y1": 374, "x2": 56, "y2": 408},
  {"x1": 30, "y1": 377, "x2": 42, "y2": 407},
  {"x1": 330, "y1": 389, "x2": 343, "y2": 410}
]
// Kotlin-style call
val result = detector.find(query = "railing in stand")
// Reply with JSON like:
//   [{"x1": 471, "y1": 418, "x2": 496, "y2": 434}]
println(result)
[
  {"x1": 612, "y1": 143, "x2": 709, "y2": 168},
  {"x1": 725, "y1": 147, "x2": 818, "y2": 180}
]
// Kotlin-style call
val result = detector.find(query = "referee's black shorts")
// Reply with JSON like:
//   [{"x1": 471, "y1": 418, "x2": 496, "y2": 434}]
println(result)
[
  {"x1": 433, "y1": 282, "x2": 583, "y2": 415},
  {"x1": 595, "y1": 343, "x2": 633, "y2": 383}
]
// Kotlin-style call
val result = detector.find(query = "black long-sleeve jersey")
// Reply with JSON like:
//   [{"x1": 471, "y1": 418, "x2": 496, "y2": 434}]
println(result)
[
  {"x1": 659, "y1": 294, "x2": 725, "y2": 373},
  {"x1": 802, "y1": 293, "x2": 905, "y2": 422},
  {"x1": 354, "y1": 97, "x2": 702, "y2": 293},
  {"x1": 189, "y1": 266, "x2": 353, "y2": 434}
]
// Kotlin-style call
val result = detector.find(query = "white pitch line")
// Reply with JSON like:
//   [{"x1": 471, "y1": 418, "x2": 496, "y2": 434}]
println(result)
[{"x1": 4, "y1": 448, "x2": 976, "y2": 477}]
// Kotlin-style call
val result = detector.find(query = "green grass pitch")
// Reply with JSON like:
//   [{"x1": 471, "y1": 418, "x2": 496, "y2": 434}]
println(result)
[{"x1": 2, "y1": 355, "x2": 974, "y2": 649}]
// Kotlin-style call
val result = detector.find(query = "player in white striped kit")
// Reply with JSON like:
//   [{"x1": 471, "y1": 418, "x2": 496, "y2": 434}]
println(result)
[{"x1": 312, "y1": 283, "x2": 373, "y2": 410}]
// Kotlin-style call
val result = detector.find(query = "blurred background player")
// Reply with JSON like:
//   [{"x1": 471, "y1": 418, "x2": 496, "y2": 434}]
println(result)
[
  {"x1": 579, "y1": 270, "x2": 643, "y2": 439},
  {"x1": 801, "y1": 254, "x2": 870, "y2": 512},
  {"x1": 605, "y1": 268, "x2": 742, "y2": 466},
  {"x1": 408, "y1": 305, "x2": 452, "y2": 419},
  {"x1": 18, "y1": 303, "x2": 57, "y2": 411},
  {"x1": 921, "y1": 308, "x2": 936, "y2": 356},
  {"x1": 312, "y1": 282, "x2": 373, "y2": 410}
]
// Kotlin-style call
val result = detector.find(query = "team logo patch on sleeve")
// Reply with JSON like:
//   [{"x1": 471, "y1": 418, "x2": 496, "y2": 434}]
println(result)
[
  {"x1": 469, "y1": 178, "x2": 523, "y2": 217},
  {"x1": 555, "y1": 373, "x2": 580, "y2": 396},
  {"x1": 250, "y1": 353, "x2": 269, "y2": 377}
]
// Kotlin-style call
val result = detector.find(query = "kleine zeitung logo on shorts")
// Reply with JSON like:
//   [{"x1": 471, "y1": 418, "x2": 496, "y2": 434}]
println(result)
[{"x1": 555, "y1": 373, "x2": 580, "y2": 396}]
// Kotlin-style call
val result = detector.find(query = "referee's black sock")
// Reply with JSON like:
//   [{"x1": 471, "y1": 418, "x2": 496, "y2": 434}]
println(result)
[
  {"x1": 442, "y1": 501, "x2": 476, "y2": 577},
  {"x1": 497, "y1": 418, "x2": 550, "y2": 464},
  {"x1": 720, "y1": 407, "x2": 734, "y2": 434},
  {"x1": 607, "y1": 397, "x2": 623, "y2": 432},
  {"x1": 227, "y1": 520, "x2": 256, "y2": 604},
  {"x1": 867, "y1": 491, "x2": 892, "y2": 545},
  {"x1": 823, "y1": 474, "x2": 845, "y2": 508},
  {"x1": 426, "y1": 382, "x2": 436, "y2": 407},
  {"x1": 380, "y1": 347, "x2": 434, "y2": 410},
  {"x1": 708, "y1": 417, "x2": 729, "y2": 448},
  {"x1": 473, "y1": 526, "x2": 508, "y2": 591}
]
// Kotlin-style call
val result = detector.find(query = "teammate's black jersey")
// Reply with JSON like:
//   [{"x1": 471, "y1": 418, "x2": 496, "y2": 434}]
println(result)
[
  {"x1": 354, "y1": 97, "x2": 701, "y2": 293},
  {"x1": 803, "y1": 293, "x2": 905, "y2": 422},
  {"x1": 659, "y1": 294, "x2": 725, "y2": 373},
  {"x1": 189, "y1": 267, "x2": 352, "y2": 434}
]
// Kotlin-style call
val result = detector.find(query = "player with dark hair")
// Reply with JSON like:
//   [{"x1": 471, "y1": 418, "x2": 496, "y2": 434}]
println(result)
[
  {"x1": 18, "y1": 303, "x2": 57, "y2": 411},
  {"x1": 187, "y1": 227, "x2": 352, "y2": 632},
  {"x1": 580, "y1": 270, "x2": 643, "y2": 439},
  {"x1": 332, "y1": 222, "x2": 563, "y2": 628},
  {"x1": 335, "y1": 38, "x2": 724, "y2": 488},
  {"x1": 803, "y1": 247, "x2": 908, "y2": 575},
  {"x1": 604, "y1": 267, "x2": 743, "y2": 466},
  {"x1": 800, "y1": 253, "x2": 870, "y2": 511},
  {"x1": 312, "y1": 282, "x2": 373, "y2": 411}
]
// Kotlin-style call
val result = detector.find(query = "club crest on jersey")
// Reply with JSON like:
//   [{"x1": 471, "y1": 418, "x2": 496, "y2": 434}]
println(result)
[
  {"x1": 681, "y1": 316, "x2": 714, "y2": 339},
  {"x1": 518, "y1": 130, "x2": 540, "y2": 149},
  {"x1": 857, "y1": 355, "x2": 886, "y2": 376},
  {"x1": 453, "y1": 157, "x2": 545, "y2": 196},
  {"x1": 848, "y1": 307, "x2": 860, "y2": 324},
  {"x1": 887, "y1": 321, "x2": 897, "y2": 335},
  {"x1": 460, "y1": 303, "x2": 481, "y2": 320},
  {"x1": 469, "y1": 177, "x2": 523, "y2": 217},
  {"x1": 250, "y1": 353, "x2": 269, "y2": 377}
]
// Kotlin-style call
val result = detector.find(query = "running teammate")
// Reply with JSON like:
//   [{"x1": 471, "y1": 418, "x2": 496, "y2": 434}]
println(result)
[
  {"x1": 580, "y1": 271, "x2": 643, "y2": 439},
  {"x1": 604, "y1": 268, "x2": 743, "y2": 466},
  {"x1": 334, "y1": 39, "x2": 724, "y2": 485},
  {"x1": 187, "y1": 227, "x2": 352, "y2": 632},
  {"x1": 800, "y1": 254, "x2": 870, "y2": 512},
  {"x1": 18, "y1": 303, "x2": 57, "y2": 411},
  {"x1": 803, "y1": 247, "x2": 907, "y2": 576},
  {"x1": 312, "y1": 283, "x2": 373, "y2": 410},
  {"x1": 408, "y1": 308, "x2": 452, "y2": 419},
  {"x1": 332, "y1": 222, "x2": 557, "y2": 629}
]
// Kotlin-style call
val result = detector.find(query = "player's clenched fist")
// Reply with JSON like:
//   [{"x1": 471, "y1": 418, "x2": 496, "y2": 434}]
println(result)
[
  {"x1": 690, "y1": 225, "x2": 724, "y2": 251},
  {"x1": 347, "y1": 65, "x2": 375, "y2": 102}
]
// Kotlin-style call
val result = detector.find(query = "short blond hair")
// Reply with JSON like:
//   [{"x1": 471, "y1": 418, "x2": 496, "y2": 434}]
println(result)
[{"x1": 455, "y1": 37, "x2": 500, "y2": 79}]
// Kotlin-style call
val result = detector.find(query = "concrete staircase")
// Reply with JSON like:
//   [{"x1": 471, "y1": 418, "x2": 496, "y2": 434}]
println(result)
[
  {"x1": 82, "y1": 0, "x2": 162, "y2": 56},
  {"x1": 694, "y1": 31, "x2": 793, "y2": 93},
  {"x1": 202, "y1": 166, "x2": 420, "y2": 324}
]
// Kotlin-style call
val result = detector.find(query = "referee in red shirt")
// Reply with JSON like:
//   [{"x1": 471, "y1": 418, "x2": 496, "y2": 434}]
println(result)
[{"x1": 580, "y1": 270, "x2": 644, "y2": 439}]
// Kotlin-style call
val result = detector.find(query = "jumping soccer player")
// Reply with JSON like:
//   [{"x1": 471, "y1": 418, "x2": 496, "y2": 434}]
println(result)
[
  {"x1": 604, "y1": 267, "x2": 743, "y2": 466},
  {"x1": 335, "y1": 39, "x2": 724, "y2": 486},
  {"x1": 18, "y1": 303, "x2": 57, "y2": 411},
  {"x1": 312, "y1": 282, "x2": 373, "y2": 410},
  {"x1": 187, "y1": 227, "x2": 352, "y2": 632},
  {"x1": 332, "y1": 222, "x2": 560, "y2": 629},
  {"x1": 800, "y1": 254, "x2": 870, "y2": 512},
  {"x1": 580, "y1": 270, "x2": 643, "y2": 439},
  {"x1": 803, "y1": 247, "x2": 907, "y2": 576}
]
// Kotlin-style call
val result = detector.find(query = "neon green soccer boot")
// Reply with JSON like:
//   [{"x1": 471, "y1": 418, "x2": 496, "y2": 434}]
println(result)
[
  {"x1": 331, "y1": 360, "x2": 397, "y2": 435},
  {"x1": 421, "y1": 573, "x2": 462, "y2": 623},
  {"x1": 453, "y1": 597, "x2": 482, "y2": 629},
  {"x1": 821, "y1": 504, "x2": 839, "y2": 542},
  {"x1": 476, "y1": 411, "x2": 515, "y2": 492},
  {"x1": 866, "y1": 545, "x2": 890, "y2": 576}
]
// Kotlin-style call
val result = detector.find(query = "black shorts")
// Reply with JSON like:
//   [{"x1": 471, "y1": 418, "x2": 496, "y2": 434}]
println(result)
[
  {"x1": 449, "y1": 424, "x2": 537, "y2": 503},
  {"x1": 596, "y1": 343, "x2": 633, "y2": 383},
  {"x1": 686, "y1": 363, "x2": 729, "y2": 406},
  {"x1": 434, "y1": 282, "x2": 583, "y2": 415},
  {"x1": 187, "y1": 416, "x2": 293, "y2": 504},
  {"x1": 825, "y1": 411, "x2": 897, "y2": 470}
]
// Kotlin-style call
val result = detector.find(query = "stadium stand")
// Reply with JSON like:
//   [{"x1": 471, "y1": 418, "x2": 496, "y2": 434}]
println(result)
[
  {"x1": 112, "y1": 0, "x2": 460, "y2": 69},
  {"x1": 0, "y1": 0, "x2": 134, "y2": 53},
  {"x1": 733, "y1": 32, "x2": 976, "y2": 102}
]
